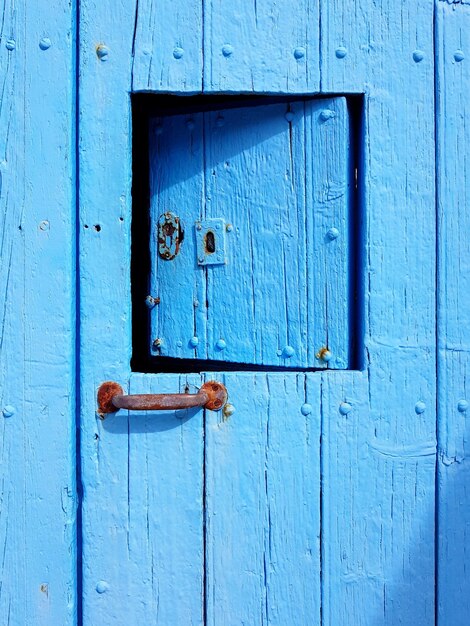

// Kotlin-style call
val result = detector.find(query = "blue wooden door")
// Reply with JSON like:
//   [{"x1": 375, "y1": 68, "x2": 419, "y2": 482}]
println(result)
[{"x1": 79, "y1": 1, "x2": 438, "y2": 625}]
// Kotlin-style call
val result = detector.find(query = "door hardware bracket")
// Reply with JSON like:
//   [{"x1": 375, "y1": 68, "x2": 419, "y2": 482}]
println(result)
[{"x1": 195, "y1": 218, "x2": 227, "y2": 266}]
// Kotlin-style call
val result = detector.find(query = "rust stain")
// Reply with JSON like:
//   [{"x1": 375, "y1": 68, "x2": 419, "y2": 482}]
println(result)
[{"x1": 316, "y1": 346, "x2": 330, "y2": 361}]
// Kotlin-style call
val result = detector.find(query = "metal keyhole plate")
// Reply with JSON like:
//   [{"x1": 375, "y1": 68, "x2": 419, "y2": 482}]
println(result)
[{"x1": 196, "y1": 218, "x2": 227, "y2": 266}]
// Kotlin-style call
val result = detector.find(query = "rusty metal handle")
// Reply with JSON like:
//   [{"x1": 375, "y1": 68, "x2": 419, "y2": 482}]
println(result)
[{"x1": 97, "y1": 380, "x2": 227, "y2": 417}]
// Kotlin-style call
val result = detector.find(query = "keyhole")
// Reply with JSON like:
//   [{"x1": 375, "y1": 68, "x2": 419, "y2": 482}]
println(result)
[{"x1": 205, "y1": 231, "x2": 216, "y2": 254}]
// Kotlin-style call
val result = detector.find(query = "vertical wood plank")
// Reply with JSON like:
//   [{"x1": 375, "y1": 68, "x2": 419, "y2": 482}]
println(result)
[
  {"x1": 322, "y1": 371, "x2": 436, "y2": 625},
  {"x1": 149, "y1": 113, "x2": 206, "y2": 359},
  {"x1": 132, "y1": 0, "x2": 203, "y2": 92},
  {"x1": 126, "y1": 374, "x2": 204, "y2": 624},
  {"x1": 320, "y1": 1, "x2": 437, "y2": 623},
  {"x1": 79, "y1": 0, "x2": 137, "y2": 621},
  {"x1": 204, "y1": 102, "x2": 309, "y2": 367},
  {"x1": 203, "y1": 0, "x2": 320, "y2": 93},
  {"x1": 436, "y1": 3, "x2": 470, "y2": 624},
  {"x1": 306, "y1": 97, "x2": 351, "y2": 368},
  {"x1": 80, "y1": 2, "x2": 205, "y2": 624},
  {"x1": 0, "y1": 0, "x2": 77, "y2": 622},
  {"x1": 205, "y1": 372, "x2": 321, "y2": 625}
]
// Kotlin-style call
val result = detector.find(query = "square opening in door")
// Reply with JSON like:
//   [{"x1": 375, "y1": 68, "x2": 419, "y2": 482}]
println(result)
[{"x1": 131, "y1": 94, "x2": 364, "y2": 373}]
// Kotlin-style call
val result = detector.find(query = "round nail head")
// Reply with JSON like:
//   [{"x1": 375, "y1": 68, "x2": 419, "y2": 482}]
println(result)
[
  {"x1": 415, "y1": 401, "x2": 426, "y2": 415},
  {"x1": 96, "y1": 581, "x2": 109, "y2": 594},
  {"x1": 3, "y1": 405, "x2": 15, "y2": 418},
  {"x1": 39, "y1": 38, "x2": 51, "y2": 50}
]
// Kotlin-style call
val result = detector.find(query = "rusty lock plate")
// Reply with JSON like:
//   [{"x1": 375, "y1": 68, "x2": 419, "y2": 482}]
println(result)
[{"x1": 157, "y1": 212, "x2": 184, "y2": 260}]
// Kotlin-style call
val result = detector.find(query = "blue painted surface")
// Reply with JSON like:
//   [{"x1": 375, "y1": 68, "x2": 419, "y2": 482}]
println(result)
[
  {"x1": 149, "y1": 98, "x2": 351, "y2": 368},
  {"x1": 2, "y1": 0, "x2": 469, "y2": 623},
  {"x1": 0, "y1": 0, "x2": 77, "y2": 623},
  {"x1": 436, "y1": 2, "x2": 470, "y2": 624}
]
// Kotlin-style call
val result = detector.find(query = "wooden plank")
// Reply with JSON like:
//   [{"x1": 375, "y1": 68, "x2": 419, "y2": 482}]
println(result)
[
  {"x1": 79, "y1": 0, "x2": 136, "y2": 622},
  {"x1": 306, "y1": 97, "x2": 351, "y2": 368},
  {"x1": 322, "y1": 371, "x2": 436, "y2": 625},
  {"x1": 79, "y1": 2, "x2": 206, "y2": 624},
  {"x1": 319, "y1": 1, "x2": 437, "y2": 622},
  {"x1": 435, "y1": 3, "x2": 470, "y2": 623},
  {"x1": 127, "y1": 374, "x2": 204, "y2": 624},
  {"x1": 132, "y1": 0, "x2": 203, "y2": 92},
  {"x1": 0, "y1": 0, "x2": 77, "y2": 622},
  {"x1": 149, "y1": 113, "x2": 207, "y2": 359},
  {"x1": 205, "y1": 372, "x2": 321, "y2": 625},
  {"x1": 203, "y1": 0, "x2": 320, "y2": 93},
  {"x1": 204, "y1": 102, "x2": 309, "y2": 366}
]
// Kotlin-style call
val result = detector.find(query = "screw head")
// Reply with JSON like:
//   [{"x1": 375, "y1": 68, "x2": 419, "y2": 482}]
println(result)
[
  {"x1": 3, "y1": 405, "x2": 15, "y2": 418},
  {"x1": 320, "y1": 109, "x2": 336, "y2": 122},
  {"x1": 39, "y1": 38, "x2": 51, "y2": 50},
  {"x1": 335, "y1": 46, "x2": 348, "y2": 59},
  {"x1": 223, "y1": 403, "x2": 236, "y2": 418},
  {"x1": 96, "y1": 44, "x2": 109, "y2": 60},
  {"x1": 189, "y1": 336, "x2": 199, "y2": 348},
  {"x1": 216, "y1": 339, "x2": 227, "y2": 350},
  {"x1": 283, "y1": 345, "x2": 295, "y2": 358},
  {"x1": 413, "y1": 50, "x2": 425, "y2": 63},
  {"x1": 173, "y1": 47, "x2": 184, "y2": 59},
  {"x1": 415, "y1": 401, "x2": 426, "y2": 415},
  {"x1": 96, "y1": 581, "x2": 109, "y2": 594},
  {"x1": 294, "y1": 47, "x2": 306, "y2": 59},
  {"x1": 222, "y1": 44, "x2": 234, "y2": 57},
  {"x1": 301, "y1": 403, "x2": 312, "y2": 416},
  {"x1": 327, "y1": 227, "x2": 340, "y2": 240},
  {"x1": 339, "y1": 402, "x2": 352, "y2": 416},
  {"x1": 454, "y1": 50, "x2": 465, "y2": 63},
  {"x1": 316, "y1": 348, "x2": 332, "y2": 362},
  {"x1": 458, "y1": 400, "x2": 468, "y2": 413},
  {"x1": 6, "y1": 39, "x2": 16, "y2": 51}
]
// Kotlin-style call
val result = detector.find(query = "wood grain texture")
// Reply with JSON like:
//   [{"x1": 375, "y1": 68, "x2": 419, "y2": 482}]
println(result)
[
  {"x1": 203, "y1": 0, "x2": 320, "y2": 93},
  {"x1": 0, "y1": 1, "x2": 77, "y2": 624},
  {"x1": 78, "y1": 0, "x2": 136, "y2": 621},
  {"x1": 81, "y1": 1, "x2": 440, "y2": 623},
  {"x1": 436, "y1": 2, "x2": 470, "y2": 623},
  {"x1": 127, "y1": 374, "x2": 204, "y2": 624},
  {"x1": 132, "y1": 0, "x2": 203, "y2": 92},
  {"x1": 149, "y1": 98, "x2": 351, "y2": 368},
  {"x1": 205, "y1": 372, "x2": 321, "y2": 625},
  {"x1": 320, "y1": 0, "x2": 437, "y2": 622},
  {"x1": 149, "y1": 112, "x2": 207, "y2": 360}
]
